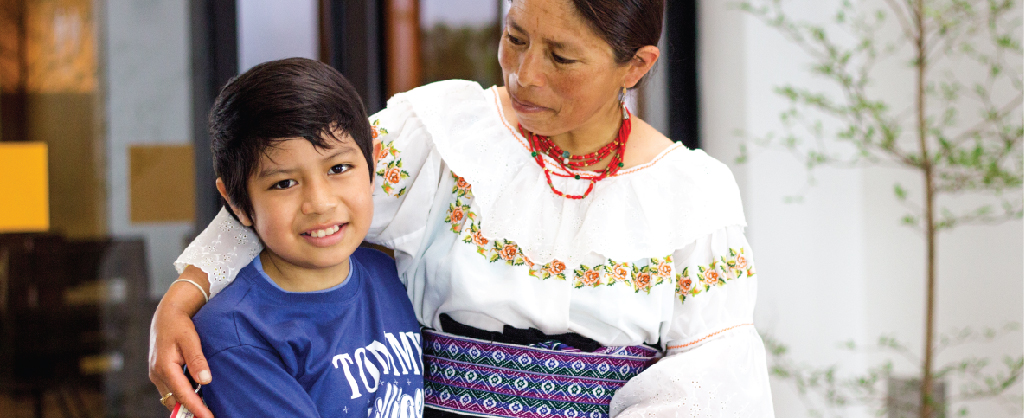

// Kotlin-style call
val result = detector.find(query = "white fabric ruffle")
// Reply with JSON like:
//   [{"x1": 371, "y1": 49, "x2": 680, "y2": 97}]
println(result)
[
  {"x1": 394, "y1": 81, "x2": 747, "y2": 266},
  {"x1": 174, "y1": 208, "x2": 262, "y2": 296},
  {"x1": 610, "y1": 326, "x2": 774, "y2": 417}
]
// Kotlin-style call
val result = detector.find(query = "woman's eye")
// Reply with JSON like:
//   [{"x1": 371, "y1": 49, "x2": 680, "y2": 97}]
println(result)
[
  {"x1": 552, "y1": 53, "x2": 575, "y2": 64},
  {"x1": 329, "y1": 164, "x2": 352, "y2": 175},
  {"x1": 506, "y1": 33, "x2": 525, "y2": 46},
  {"x1": 270, "y1": 179, "x2": 297, "y2": 190}
]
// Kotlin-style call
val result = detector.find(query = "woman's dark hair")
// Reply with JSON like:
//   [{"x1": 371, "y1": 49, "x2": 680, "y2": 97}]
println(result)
[
  {"x1": 209, "y1": 57, "x2": 374, "y2": 222},
  {"x1": 569, "y1": 0, "x2": 664, "y2": 65}
]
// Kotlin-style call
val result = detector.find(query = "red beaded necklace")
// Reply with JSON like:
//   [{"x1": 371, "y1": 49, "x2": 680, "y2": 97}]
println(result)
[{"x1": 518, "y1": 107, "x2": 631, "y2": 200}]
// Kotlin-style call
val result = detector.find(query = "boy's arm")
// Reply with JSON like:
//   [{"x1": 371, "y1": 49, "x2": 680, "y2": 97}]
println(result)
[{"x1": 203, "y1": 345, "x2": 323, "y2": 417}]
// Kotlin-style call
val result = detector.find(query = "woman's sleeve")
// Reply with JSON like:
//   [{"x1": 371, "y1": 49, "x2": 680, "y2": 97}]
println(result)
[
  {"x1": 364, "y1": 99, "x2": 443, "y2": 257},
  {"x1": 174, "y1": 207, "x2": 261, "y2": 297},
  {"x1": 609, "y1": 225, "x2": 774, "y2": 417}
]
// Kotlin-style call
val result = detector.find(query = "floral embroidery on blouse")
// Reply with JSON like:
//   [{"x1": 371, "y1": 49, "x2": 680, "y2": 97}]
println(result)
[
  {"x1": 447, "y1": 170, "x2": 675, "y2": 293},
  {"x1": 462, "y1": 222, "x2": 490, "y2": 246},
  {"x1": 573, "y1": 265, "x2": 603, "y2": 288},
  {"x1": 567, "y1": 257, "x2": 671, "y2": 292},
  {"x1": 676, "y1": 248, "x2": 754, "y2": 303},
  {"x1": 445, "y1": 199, "x2": 475, "y2": 234},
  {"x1": 452, "y1": 173, "x2": 474, "y2": 199},
  {"x1": 483, "y1": 237, "x2": 531, "y2": 266},
  {"x1": 529, "y1": 259, "x2": 568, "y2": 281},
  {"x1": 370, "y1": 119, "x2": 389, "y2": 139},
  {"x1": 631, "y1": 263, "x2": 658, "y2": 294},
  {"x1": 375, "y1": 140, "x2": 408, "y2": 197},
  {"x1": 562, "y1": 258, "x2": 668, "y2": 292}
]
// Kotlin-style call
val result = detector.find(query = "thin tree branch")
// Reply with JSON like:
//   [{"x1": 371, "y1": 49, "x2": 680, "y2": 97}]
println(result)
[{"x1": 883, "y1": 0, "x2": 918, "y2": 43}]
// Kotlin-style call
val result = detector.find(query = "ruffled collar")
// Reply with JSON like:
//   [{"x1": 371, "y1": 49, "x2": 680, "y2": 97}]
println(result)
[{"x1": 395, "y1": 80, "x2": 746, "y2": 265}]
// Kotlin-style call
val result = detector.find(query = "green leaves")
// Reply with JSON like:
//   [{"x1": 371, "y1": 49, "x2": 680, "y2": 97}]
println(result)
[
  {"x1": 894, "y1": 183, "x2": 908, "y2": 200},
  {"x1": 765, "y1": 326, "x2": 1023, "y2": 416}
]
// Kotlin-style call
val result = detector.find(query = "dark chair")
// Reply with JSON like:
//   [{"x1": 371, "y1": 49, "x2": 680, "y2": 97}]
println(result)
[{"x1": 0, "y1": 234, "x2": 161, "y2": 418}]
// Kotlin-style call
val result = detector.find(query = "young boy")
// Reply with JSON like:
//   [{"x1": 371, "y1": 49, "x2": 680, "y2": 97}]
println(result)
[{"x1": 190, "y1": 58, "x2": 423, "y2": 417}]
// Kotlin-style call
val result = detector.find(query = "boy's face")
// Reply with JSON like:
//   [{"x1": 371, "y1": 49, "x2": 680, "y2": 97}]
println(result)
[{"x1": 232, "y1": 133, "x2": 373, "y2": 272}]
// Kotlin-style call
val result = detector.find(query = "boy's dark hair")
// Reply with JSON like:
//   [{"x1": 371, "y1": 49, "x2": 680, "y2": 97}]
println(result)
[{"x1": 209, "y1": 57, "x2": 374, "y2": 222}]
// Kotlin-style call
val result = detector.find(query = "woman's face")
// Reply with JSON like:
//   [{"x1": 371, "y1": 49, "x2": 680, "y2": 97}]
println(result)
[{"x1": 498, "y1": 0, "x2": 632, "y2": 137}]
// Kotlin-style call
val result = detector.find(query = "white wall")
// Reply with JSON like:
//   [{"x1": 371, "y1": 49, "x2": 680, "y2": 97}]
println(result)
[
  {"x1": 237, "y1": 0, "x2": 318, "y2": 72},
  {"x1": 101, "y1": 0, "x2": 321, "y2": 298},
  {"x1": 699, "y1": 1, "x2": 1023, "y2": 416},
  {"x1": 103, "y1": 0, "x2": 192, "y2": 298}
]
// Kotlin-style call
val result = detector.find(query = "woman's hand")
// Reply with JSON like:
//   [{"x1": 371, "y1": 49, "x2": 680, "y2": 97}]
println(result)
[{"x1": 149, "y1": 265, "x2": 215, "y2": 418}]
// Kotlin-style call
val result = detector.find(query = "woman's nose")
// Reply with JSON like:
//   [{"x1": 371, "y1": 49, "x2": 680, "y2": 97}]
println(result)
[
  {"x1": 301, "y1": 179, "x2": 337, "y2": 215},
  {"x1": 515, "y1": 48, "x2": 545, "y2": 88}
]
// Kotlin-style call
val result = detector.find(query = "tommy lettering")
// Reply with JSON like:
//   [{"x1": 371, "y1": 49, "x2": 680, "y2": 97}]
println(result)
[
  {"x1": 333, "y1": 332, "x2": 422, "y2": 399},
  {"x1": 354, "y1": 348, "x2": 381, "y2": 393},
  {"x1": 331, "y1": 353, "x2": 362, "y2": 399},
  {"x1": 366, "y1": 341, "x2": 397, "y2": 376},
  {"x1": 385, "y1": 332, "x2": 420, "y2": 375}
]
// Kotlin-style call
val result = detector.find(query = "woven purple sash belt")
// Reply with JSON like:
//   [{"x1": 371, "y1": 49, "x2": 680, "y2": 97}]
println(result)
[{"x1": 422, "y1": 329, "x2": 658, "y2": 418}]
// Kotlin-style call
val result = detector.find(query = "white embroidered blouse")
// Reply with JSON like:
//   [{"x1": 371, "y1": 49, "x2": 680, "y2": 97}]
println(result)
[{"x1": 176, "y1": 80, "x2": 774, "y2": 416}]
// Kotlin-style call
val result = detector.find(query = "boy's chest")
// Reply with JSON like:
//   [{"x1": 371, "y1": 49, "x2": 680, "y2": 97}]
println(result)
[
  {"x1": 270, "y1": 301, "x2": 424, "y2": 417},
  {"x1": 306, "y1": 328, "x2": 424, "y2": 417}
]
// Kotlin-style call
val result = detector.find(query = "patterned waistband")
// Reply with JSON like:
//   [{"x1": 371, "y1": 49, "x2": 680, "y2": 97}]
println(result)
[{"x1": 422, "y1": 329, "x2": 658, "y2": 418}]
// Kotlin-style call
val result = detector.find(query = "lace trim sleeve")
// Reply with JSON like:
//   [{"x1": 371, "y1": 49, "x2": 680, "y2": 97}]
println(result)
[
  {"x1": 174, "y1": 207, "x2": 262, "y2": 297},
  {"x1": 609, "y1": 327, "x2": 774, "y2": 416},
  {"x1": 607, "y1": 225, "x2": 774, "y2": 416}
]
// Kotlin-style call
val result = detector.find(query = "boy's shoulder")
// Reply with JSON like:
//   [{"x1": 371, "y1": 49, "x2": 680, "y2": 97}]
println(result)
[
  {"x1": 351, "y1": 247, "x2": 395, "y2": 272},
  {"x1": 351, "y1": 247, "x2": 404, "y2": 293},
  {"x1": 193, "y1": 259, "x2": 262, "y2": 354}
]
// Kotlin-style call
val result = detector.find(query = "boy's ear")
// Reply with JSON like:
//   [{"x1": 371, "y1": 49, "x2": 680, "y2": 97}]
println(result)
[{"x1": 216, "y1": 178, "x2": 253, "y2": 227}]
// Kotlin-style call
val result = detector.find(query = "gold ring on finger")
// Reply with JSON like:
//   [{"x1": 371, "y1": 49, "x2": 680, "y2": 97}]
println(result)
[{"x1": 160, "y1": 392, "x2": 175, "y2": 404}]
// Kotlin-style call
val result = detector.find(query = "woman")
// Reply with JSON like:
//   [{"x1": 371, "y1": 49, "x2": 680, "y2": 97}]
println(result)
[{"x1": 151, "y1": 0, "x2": 774, "y2": 416}]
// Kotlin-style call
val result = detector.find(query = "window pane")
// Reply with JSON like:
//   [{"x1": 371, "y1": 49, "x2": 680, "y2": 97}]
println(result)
[{"x1": 420, "y1": 0, "x2": 502, "y2": 88}]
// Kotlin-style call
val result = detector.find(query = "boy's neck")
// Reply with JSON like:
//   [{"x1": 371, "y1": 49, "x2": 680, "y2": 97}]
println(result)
[{"x1": 259, "y1": 250, "x2": 351, "y2": 293}]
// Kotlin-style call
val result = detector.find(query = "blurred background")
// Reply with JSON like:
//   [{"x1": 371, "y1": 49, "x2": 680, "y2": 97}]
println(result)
[
  {"x1": 0, "y1": 1, "x2": 692, "y2": 416},
  {"x1": 0, "y1": 0, "x2": 1019, "y2": 417}
]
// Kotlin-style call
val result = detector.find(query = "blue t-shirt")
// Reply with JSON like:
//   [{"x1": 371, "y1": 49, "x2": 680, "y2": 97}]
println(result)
[{"x1": 194, "y1": 248, "x2": 424, "y2": 417}]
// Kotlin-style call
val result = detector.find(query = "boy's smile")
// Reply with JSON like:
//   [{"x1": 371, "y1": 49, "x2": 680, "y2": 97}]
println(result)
[
  {"x1": 220, "y1": 132, "x2": 374, "y2": 292},
  {"x1": 301, "y1": 222, "x2": 347, "y2": 248}
]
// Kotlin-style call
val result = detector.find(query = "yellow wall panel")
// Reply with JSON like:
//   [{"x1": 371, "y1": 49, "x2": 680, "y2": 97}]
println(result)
[{"x1": 0, "y1": 142, "x2": 49, "y2": 232}]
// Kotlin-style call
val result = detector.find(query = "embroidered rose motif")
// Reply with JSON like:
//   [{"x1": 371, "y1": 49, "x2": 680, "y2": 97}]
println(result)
[
  {"x1": 472, "y1": 230, "x2": 489, "y2": 246},
  {"x1": 376, "y1": 149, "x2": 408, "y2": 197},
  {"x1": 656, "y1": 262, "x2": 672, "y2": 278},
  {"x1": 635, "y1": 272, "x2": 652, "y2": 292},
  {"x1": 735, "y1": 254, "x2": 748, "y2": 269},
  {"x1": 450, "y1": 207, "x2": 465, "y2": 224},
  {"x1": 678, "y1": 277, "x2": 692, "y2": 294},
  {"x1": 703, "y1": 268, "x2": 720, "y2": 286},
  {"x1": 550, "y1": 260, "x2": 566, "y2": 275},
  {"x1": 376, "y1": 143, "x2": 390, "y2": 161},
  {"x1": 582, "y1": 270, "x2": 601, "y2": 286},
  {"x1": 370, "y1": 119, "x2": 388, "y2": 139},
  {"x1": 500, "y1": 244, "x2": 518, "y2": 261},
  {"x1": 386, "y1": 167, "x2": 402, "y2": 184},
  {"x1": 451, "y1": 172, "x2": 474, "y2": 198},
  {"x1": 610, "y1": 265, "x2": 629, "y2": 282}
]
